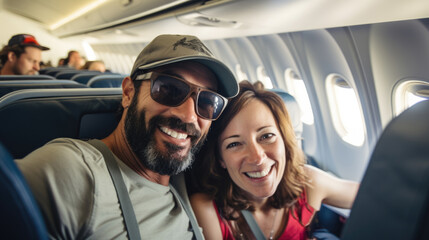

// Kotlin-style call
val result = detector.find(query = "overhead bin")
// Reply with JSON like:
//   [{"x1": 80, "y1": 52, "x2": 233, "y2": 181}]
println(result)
[{"x1": 48, "y1": 0, "x2": 238, "y2": 37}]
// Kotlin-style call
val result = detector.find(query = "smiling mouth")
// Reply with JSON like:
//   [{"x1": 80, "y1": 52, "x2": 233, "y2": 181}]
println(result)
[
  {"x1": 245, "y1": 165, "x2": 273, "y2": 179},
  {"x1": 160, "y1": 126, "x2": 188, "y2": 140}
]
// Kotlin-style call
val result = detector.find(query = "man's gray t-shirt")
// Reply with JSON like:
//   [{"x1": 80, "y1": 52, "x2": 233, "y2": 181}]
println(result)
[{"x1": 16, "y1": 138, "x2": 194, "y2": 239}]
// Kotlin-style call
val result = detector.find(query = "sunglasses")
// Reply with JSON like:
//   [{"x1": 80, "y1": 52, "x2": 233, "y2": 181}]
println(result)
[{"x1": 134, "y1": 71, "x2": 228, "y2": 120}]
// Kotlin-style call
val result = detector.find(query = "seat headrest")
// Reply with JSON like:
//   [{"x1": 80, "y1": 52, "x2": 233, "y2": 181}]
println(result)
[
  {"x1": 341, "y1": 100, "x2": 429, "y2": 240},
  {"x1": 0, "y1": 142, "x2": 48, "y2": 239},
  {"x1": 0, "y1": 88, "x2": 122, "y2": 159},
  {"x1": 270, "y1": 89, "x2": 303, "y2": 141}
]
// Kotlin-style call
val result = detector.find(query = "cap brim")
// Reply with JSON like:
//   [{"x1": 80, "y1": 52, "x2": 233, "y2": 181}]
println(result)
[
  {"x1": 24, "y1": 44, "x2": 50, "y2": 51},
  {"x1": 138, "y1": 56, "x2": 238, "y2": 98}
]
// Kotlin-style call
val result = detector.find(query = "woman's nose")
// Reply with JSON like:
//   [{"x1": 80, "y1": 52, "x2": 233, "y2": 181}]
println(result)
[{"x1": 246, "y1": 142, "x2": 266, "y2": 165}]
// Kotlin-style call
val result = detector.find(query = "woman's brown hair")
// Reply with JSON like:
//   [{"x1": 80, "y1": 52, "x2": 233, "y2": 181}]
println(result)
[{"x1": 189, "y1": 80, "x2": 308, "y2": 219}]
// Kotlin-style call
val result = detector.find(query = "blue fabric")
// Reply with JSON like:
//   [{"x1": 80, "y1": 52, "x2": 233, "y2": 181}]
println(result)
[
  {"x1": 313, "y1": 229, "x2": 340, "y2": 240},
  {"x1": 0, "y1": 142, "x2": 48, "y2": 240}
]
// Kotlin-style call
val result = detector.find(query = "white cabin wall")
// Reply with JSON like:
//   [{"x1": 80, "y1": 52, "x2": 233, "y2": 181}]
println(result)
[{"x1": 0, "y1": 9, "x2": 83, "y2": 66}]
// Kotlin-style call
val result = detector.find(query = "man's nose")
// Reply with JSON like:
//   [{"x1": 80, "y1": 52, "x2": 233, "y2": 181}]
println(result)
[
  {"x1": 170, "y1": 96, "x2": 198, "y2": 123},
  {"x1": 34, "y1": 62, "x2": 40, "y2": 71}
]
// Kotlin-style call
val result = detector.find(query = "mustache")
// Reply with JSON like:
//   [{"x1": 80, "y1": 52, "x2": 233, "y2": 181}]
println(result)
[{"x1": 149, "y1": 115, "x2": 201, "y2": 144}]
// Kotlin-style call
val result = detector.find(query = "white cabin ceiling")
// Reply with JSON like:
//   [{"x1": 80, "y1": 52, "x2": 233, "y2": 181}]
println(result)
[
  {"x1": 2, "y1": 0, "x2": 96, "y2": 26},
  {"x1": 2, "y1": 0, "x2": 429, "y2": 43}
]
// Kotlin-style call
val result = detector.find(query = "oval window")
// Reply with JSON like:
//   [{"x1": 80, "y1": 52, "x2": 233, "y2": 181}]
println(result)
[{"x1": 326, "y1": 74, "x2": 365, "y2": 146}]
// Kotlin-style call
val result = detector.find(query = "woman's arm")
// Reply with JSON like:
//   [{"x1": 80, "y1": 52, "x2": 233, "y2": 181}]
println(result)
[
  {"x1": 305, "y1": 165, "x2": 360, "y2": 210},
  {"x1": 190, "y1": 193, "x2": 224, "y2": 240}
]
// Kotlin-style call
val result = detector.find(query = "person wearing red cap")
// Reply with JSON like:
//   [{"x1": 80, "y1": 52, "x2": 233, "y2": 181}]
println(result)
[{"x1": 0, "y1": 34, "x2": 50, "y2": 75}]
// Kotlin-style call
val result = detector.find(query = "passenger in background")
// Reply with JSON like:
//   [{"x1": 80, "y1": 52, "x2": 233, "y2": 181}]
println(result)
[
  {"x1": 81, "y1": 60, "x2": 106, "y2": 72},
  {"x1": 16, "y1": 34, "x2": 238, "y2": 239},
  {"x1": 63, "y1": 50, "x2": 83, "y2": 69},
  {"x1": 190, "y1": 81, "x2": 359, "y2": 240},
  {"x1": 0, "y1": 34, "x2": 50, "y2": 75},
  {"x1": 40, "y1": 60, "x2": 52, "y2": 69},
  {"x1": 253, "y1": 80, "x2": 265, "y2": 90},
  {"x1": 57, "y1": 58, "x2": 65, "y2": 67}
]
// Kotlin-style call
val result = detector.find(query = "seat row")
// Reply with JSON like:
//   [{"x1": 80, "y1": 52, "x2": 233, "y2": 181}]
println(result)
[
  {"x1": 0, "y1": 74, "x2": 127, "y2": 98},
  {"x1": 0, "y1": 71, "x2": 126, "y2": 84}
]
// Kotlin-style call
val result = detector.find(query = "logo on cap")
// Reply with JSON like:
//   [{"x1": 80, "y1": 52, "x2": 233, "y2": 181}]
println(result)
[{"x1": 173, "y1": 37, "x2": 212, "y2": 56}]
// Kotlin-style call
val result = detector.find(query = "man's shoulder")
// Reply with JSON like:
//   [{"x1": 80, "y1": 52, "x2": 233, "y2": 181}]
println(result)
[
  {"x1": 34, "y1": 137, "x2": 101, "y2": 157},
  {"x1": 17, "y1": 137, "x2": 104, "y2": 171}
]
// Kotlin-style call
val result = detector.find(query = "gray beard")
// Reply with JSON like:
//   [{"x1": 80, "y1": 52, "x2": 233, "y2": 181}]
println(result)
[{"x1": 124, "y1": 95, "x2": 205, "y2": 176}]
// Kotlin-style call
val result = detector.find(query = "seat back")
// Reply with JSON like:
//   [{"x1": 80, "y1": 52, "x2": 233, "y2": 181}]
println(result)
[
  {"x1": 270, "y1": 89, "x2": 303, "y2": 147},
  {"x1": 0, "y1": 88, "x2": 122, "y2": 159},
  {"x1": 71, "y1": 72, "x2": 103, "y2": 84},
  {"x1": 39, "y1": 67, "x2": 70, "y2": 75},
  {"x1": 87, "y1": 75, "x2": 126, "y2": 88},
  {"x1": 0, "y1": 80, "x2": 88, "y2": 98},
  {"x1": 0, "y1": 75, "x2": 55, "y2": 81},
  {"x1": 341, "y1": 100, "x2": 429, "y2": 240},
  {"x1": 0, "y1": 142, "x2": 48, "y2": 239},
  {"x1": 55, "y1": 70, "x2": 83, "y2": 79}
]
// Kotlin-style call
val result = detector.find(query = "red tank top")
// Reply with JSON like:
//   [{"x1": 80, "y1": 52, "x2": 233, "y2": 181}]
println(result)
[{"x1": 214, "y1": 192, "x2": 314, "y2": 240}]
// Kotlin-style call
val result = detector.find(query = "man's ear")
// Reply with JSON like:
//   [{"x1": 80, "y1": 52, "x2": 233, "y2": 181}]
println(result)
[
  {"x1": 122, "y1": 76, "x2": 134, "y2": 109},
  {"x1": 7, "y1": 51, "x2": 17, "y2": 63}
]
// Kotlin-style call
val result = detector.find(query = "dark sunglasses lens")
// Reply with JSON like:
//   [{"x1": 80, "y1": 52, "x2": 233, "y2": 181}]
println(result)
[
  {"x1": 198, "y1": 91, "x2": 225, "y2": 119},
  {"x1": 151, "y1": 75, "x2": 190, "y2": 106}
]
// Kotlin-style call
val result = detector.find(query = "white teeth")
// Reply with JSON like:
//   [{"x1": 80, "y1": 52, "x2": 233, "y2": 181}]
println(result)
[
  {"x1": 246, "y1": 167, "x2": 271, "y2": 178},
  {"x1": 160, "y1": 126, "x2": 188, "y2": 140}
]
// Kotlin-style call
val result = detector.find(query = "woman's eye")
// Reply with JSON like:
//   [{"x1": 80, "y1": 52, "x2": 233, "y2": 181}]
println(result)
[
  {"x1": 260, "y1": 133, "x2": 275, "y2": 141},
  {"x1": 226, "y1": 142, "x2": 240, "y2": 149}
]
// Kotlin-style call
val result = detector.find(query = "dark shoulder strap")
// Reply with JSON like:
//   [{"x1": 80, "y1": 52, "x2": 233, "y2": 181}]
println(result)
[
  {"x1": 87, "y1": 139, "x2": 141, "y2": 240},
  {"x1": 170, "y1": 186, "x2": 204, "y2": 240},
  {"x1": 241, "y1": 209, "x2": 266, "y2": 240}
]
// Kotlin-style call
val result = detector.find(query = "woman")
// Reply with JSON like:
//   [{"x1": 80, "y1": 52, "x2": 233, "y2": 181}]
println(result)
[{"x1": 189, "y1": 81, "x2": 359, "y2": 240}]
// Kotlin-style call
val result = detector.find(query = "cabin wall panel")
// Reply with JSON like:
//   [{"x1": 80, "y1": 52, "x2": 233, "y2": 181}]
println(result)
[
  {"x1": 224, "y1": 38, "x2": 263, "y2": 82},
  {"x1": 369, "y1": 20, "x2": 429, "y2": 127},
  {"x1": 290, "y1": 29, "x2": 369, "y2": 181},
  {"x1": 280, "y1": 32, "x2": 320, "y2": 164},
  {"x1": 248, "y1": 34, "x2": 299, "y2": 90}
]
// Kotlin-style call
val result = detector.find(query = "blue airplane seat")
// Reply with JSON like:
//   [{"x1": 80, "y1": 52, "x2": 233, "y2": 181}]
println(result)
[
  {"x1": 87, "y1": 74, "x2": 126, "y2": 88},
  {"x1": 71, "y1": 72, "x2": 103, "y2": 84},
  {"x1": 341, "y1": 100, "x2": 429, "y2": 240},
  {"x1": 270, "y1": 89, "x2": 303, "y2": 146},
  {"x1": 0, "y1": 142, "x2": 48, "y2": 239},
  {"x1": 0, "y1": 75, "x2": 55, "y2": 81},
  {"x1": 39, "y1": 67, "x2": 70, "y2": 75},
  {"x1": 55, "y1": 70, "x2": 82, "y2": 79},
  {"x1": 0, "y1": 80, "x2": 88, "y2": 98},
  {"x1": 0, "y1": 88, "x2": 122, "y2": 159},
  {"x1": 56, "y1": 70, "x2": 103, "y2": 80}
]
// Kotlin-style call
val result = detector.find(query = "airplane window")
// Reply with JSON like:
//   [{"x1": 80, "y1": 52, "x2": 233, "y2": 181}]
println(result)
[
  {"x1": 235, "y1": 64, "x2": 248, "y2": 82},
  {"x1": 82, "y1": 41, "x2": 97, "y2": 61},
  {"x1": 256, "y1": 66, "x2": 273, "y2": 89},
  {"x1": 326, "y1": 74, "x2": 365, "y2": 146},
  {"x1": 284, "y1": 69, "x2": 314, "y2": 125},
  {"x1": 393, "y1": 80, "x2": 429, "y2": 116}
]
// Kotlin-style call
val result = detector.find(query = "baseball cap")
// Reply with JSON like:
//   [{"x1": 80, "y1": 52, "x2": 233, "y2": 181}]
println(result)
[
  {"x1": 8, "y1": 34, "x2": 50, "y2": 51},
  {"x1": 131, "y1": 34, "x2": 238, "y2": 98}
]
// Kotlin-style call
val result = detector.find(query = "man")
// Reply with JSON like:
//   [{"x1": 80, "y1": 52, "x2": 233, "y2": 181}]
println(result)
[
  {"x1": 16, "y1": 34, "x2": 238, "y2": 239},
  {"x1": 81, "y1": 60, "x2": 106, "y2": 72},
  {"x1": 63, "y1": 50, "x2": 84, "y2": 69},
  {"x1": 0, "y1": 34, "x2": 49, "y2": 75}
]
